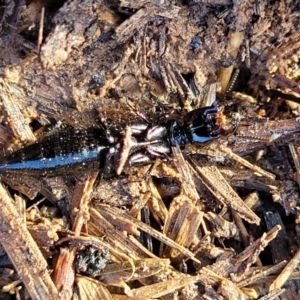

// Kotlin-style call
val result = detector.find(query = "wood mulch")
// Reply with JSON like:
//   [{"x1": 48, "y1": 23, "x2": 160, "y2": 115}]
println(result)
[{"x1": 0, "y1": 0, "x2": 300, "y2": 299}]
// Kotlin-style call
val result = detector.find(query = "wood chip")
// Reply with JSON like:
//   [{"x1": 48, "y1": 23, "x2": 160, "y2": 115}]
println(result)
[{"x1": 0, "y1": 183, "x2": 59, "y2": 299}]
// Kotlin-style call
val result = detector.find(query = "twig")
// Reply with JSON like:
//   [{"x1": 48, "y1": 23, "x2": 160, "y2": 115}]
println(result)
[
  {"x1": 0, "y1": 183, "x2": 59, "y2": 299},
  {"x1": 38, "y1": 7, "x2": 45, "y2": 54},
  {"x1": 269, "y1": 247, "x2": 300, "y2": 291}
]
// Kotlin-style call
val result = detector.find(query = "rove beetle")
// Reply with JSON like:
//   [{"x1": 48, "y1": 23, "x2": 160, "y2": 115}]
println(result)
[{"x1": 0, "y1": 101, "x2": 238, "y2": 176}]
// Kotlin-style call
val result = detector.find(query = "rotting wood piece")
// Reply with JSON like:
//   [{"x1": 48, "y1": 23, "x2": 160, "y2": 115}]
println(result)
[
  {"x1": 94, "y1": 204, "x2": 200, "y2": 263},
  {"x1": 115, "y1": 4, "x2": 179, "y2": 43},
  {"x1": 89, "y1": 207, "x2": 158, "y2": 260},
  {"x1": 189, "y1": 155, "x2": 261, "y2": 225},
  {"x1": 76, "y1": 275, "x2": 113, "y2": 300},
  {"x1": 0, "y1": 183, "x2": 59, "y2": 299},
  {"x1": 40, "y1": 0, "x2": 103, "y2": 70},
  {"x1": 52, "y1": 172, "x2": 98, "y2": 298},
  {"x1": 264, "y1": 210, "x2": 291, "y2": 264},
  {"x1": 269, "y1": 247, "x2": 300, "y2": 292},
  {"x1": 0, "y1": 78, "x2": 36, "y2": 143},
  {"x1": 200, "y1": 225, "x2": 282, "y2": 292}
]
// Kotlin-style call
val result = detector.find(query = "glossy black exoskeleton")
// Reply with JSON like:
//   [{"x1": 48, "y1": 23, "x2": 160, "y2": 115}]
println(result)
[
  {"x1": 0, "y1": 127, "x2": 111, "y2": 176},
  {"x1": 0, "y1": 101, "x2": 238, "y2": 176}
]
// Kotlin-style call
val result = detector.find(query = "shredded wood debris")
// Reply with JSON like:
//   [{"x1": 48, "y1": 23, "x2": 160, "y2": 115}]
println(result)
[
  {"x1": 0, "y1": 0, "x2": 300, "y2": 299},
  {"x1": 0, "y1": 183, "x2": 59, "y2": 299}
]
